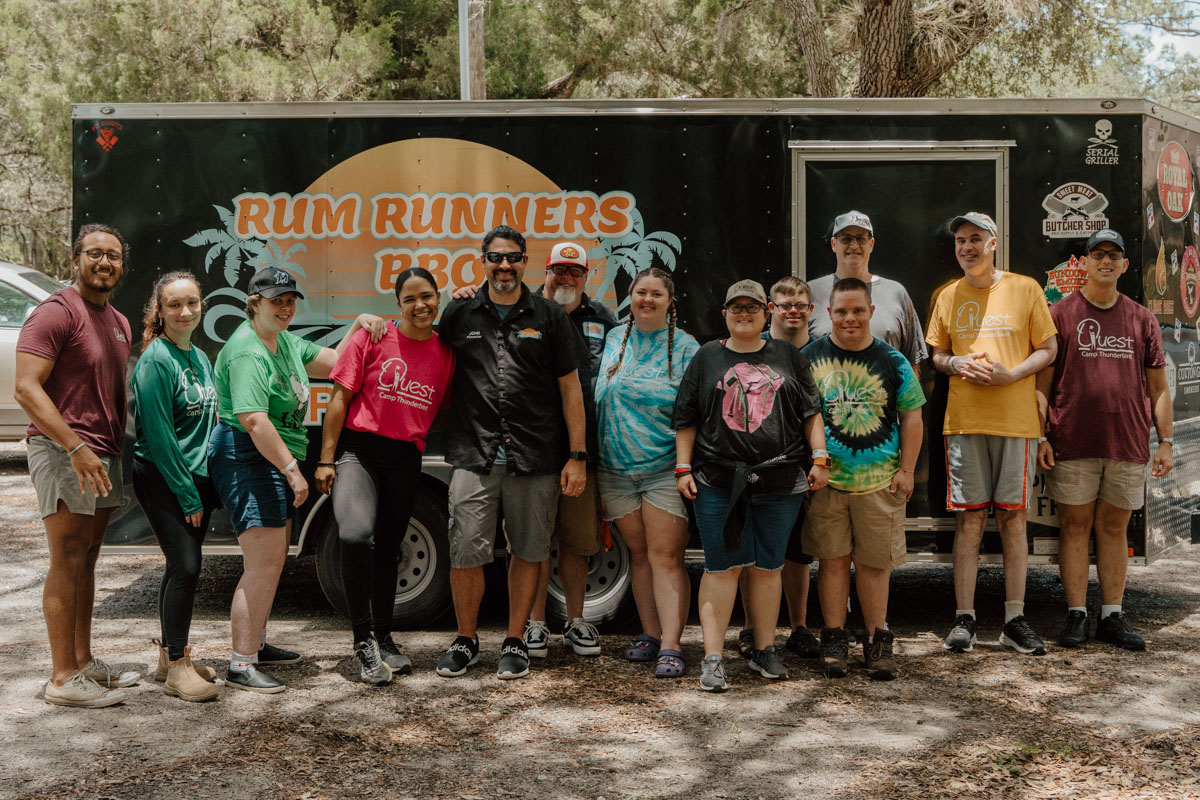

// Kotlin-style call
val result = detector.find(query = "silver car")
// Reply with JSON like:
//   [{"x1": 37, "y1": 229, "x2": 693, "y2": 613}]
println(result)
[{"x1": 0, "y1": 261, "x2": 59, "y2": 440}]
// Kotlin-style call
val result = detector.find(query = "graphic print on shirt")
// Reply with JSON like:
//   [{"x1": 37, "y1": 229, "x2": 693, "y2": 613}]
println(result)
[
  {"x1": 953, "y1": 300, "x2": 1013, "y2": 341},
  {"x1": 1075, "y1": 318, "x2": 1134, "y2": 360},
  {"x1": 377, "y1": 355, "x2": 438, "y2": 411},
  {"x1": 811, "y1": 361, "x2": 889, "y2": 446},
  {"x1": 180, "y1": 368, "x2": 217, "y2": 417},
  {"x1": 278, "y1": 371, "x2": 309, "y2": 430},
  {"x1": 720, "y1": 362, "x2": 784, "y2": 434}
]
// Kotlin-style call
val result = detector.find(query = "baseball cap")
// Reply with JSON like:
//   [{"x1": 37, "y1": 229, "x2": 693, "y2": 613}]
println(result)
[
  {"x1": 724, "y1": 279, "x2": 768, "y2": 307},
  {"x1": 248, "y1": 266, "x2": 305, "y2": 299},
  {"x1": 546, "y1": 241, "x2": 588, "y2": 269},
  {"x1": 832, "y1": 210, "x2": 873, "y2": 236},
  {"x1": 950, "y1": 212, "x2": 998, "y2": 237},
  {"x1": 1085, "y1": 229, "x2": 1126, "y2": 252}
]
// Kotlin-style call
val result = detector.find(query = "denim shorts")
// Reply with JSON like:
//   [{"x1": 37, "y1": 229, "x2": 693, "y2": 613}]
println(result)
[
  {"x1": 693, "y1": 480, "x2": 805, "y2": 573},
  {"x1": 206, "y1": 420, "x2": 293, "y2": 535},
  {"x1": 597, "y1": 466, "x2": 687, "y2": 522}
]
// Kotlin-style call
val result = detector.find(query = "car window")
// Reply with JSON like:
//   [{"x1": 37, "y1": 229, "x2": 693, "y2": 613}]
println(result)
[
  {"x1": 16, "y1": 269, "x2": 62, "y2": 295},
  {"x1": 0, "y1": 281, "x2": 38, "y2": 328}
]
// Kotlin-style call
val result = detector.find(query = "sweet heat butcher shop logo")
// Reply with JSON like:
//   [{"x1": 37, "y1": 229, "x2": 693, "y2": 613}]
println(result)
[{"x1": 91, "y1": 120, "x2": 123, "y2": 152}]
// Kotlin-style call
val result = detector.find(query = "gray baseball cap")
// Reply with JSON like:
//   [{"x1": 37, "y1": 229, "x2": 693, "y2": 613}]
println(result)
[
  {"x1": 832, "y1": 210, "x2": 873, "y2": 236},
  {"x1": 950, "y1": 211, "x2": 997, "y2": 237}
]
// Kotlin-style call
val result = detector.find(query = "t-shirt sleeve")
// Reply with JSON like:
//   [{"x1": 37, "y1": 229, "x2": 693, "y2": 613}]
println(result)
[
  {"x1": 900, "y1": 290, "x2": 929, "y2": 364},
  {"x1": 1028, "y1": 284, "x2": 1058, "y2": 345},
  {"x1": 15, "y1": 297, "x2": 71, "y2": 361},
  {"x1": 1142, "y1": 311, "x2": 1166, "y2": 369},
  {"x1": 925, "y1": 291, "x2": 950, "y2": 350},
  {"x1": 330, "y1": 328, "x2": 370, "y2": 393},
  {"x1": 675, "y1": 333, "x2": 701, "y2": 376},
  {"x1": 893, "y1": 352, "x2": 927, "y2": 412},
  {"x1": 133, "y1": 356, "x2": 204, "y2": 515},
  {"x1": 671, "y1": 348, "x2": 705, "y2": 429},
  {"x1": 227, "y1": 353, "x2": 272, "y2": 416},
  {"x1": 790, "y1": 346, "x2": 823, "y2": 419},
  {"x1": 297, "y1": 335, "x2": 323, "y2": 365},
  {"x1": 438, "y1": 345, "x2": 456, "y2": 412}
]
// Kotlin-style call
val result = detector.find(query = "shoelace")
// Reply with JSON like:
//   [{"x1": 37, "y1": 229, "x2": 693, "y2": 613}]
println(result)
[
  {"x1": 88, "y1": 657, "x2": 121, "y2": 678},
  {"x1": 569, "y1": 621, "x2": 600, "y2": 641},
  {"x1": 68, "y1": 671, "x2": 104, "y2": 695},
  {"x1": 359, "y1": 643, "x2": 384, "y2": 669}
]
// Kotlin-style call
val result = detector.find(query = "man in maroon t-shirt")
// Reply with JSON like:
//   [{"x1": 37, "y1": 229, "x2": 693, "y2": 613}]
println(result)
[
  {"x1": 15, "y1": 223, "x2": 138, "y2": 707},
  {"x1": 1036, "y1": 228, "x2": 1174, "y2": 652}
]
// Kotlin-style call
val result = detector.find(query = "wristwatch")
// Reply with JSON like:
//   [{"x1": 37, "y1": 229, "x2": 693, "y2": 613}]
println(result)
[
  {"x1": 811, "y1": 456, "x2": 832, "y2": 468},
  {"x1": 568, "y1": 450, "x2": 589, "y2": 462}
]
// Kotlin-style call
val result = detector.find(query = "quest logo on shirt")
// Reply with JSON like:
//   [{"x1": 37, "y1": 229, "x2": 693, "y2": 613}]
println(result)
[
  {"x1": 1075, "y1": 318, "x2": 1133, "y2": 359},
  {"x1": 377, "y1": 355, "x2": 438, "y2": 410},
  {"x1": 953, "y1": 301, "x2": 1012, "y2": 340}
]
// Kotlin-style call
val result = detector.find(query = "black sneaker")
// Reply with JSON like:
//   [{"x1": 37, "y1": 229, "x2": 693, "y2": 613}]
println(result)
[
  {"x1": 1095, "y1": 612, "x2": 1145, "y2": 651},
  {"x1": 378, "y1": 635, "x2": 413, "y2": 675},
  {"x1": 820, "y1": 627, "x2": 849, "y2": 678},
  {"x1": 435, "y1": 636, "x2": 480, "y2": 678},
  {"x1": 225, "y1": 665, "x2": 286, "y2": 693},
  {"x1": 496, "y1": 637, "x2": 530, "y2": 680},
  {"x1": 784, "y1": 626, "x2": 820, "y2": 658},
  {"x1": 1057, "y1": 610, "x2": 1089, "y2": 648},
  {"x1": 749, "y1": 645, "x2": 789, "y2": 680},
  {"x1": 943, "y1": 614, "x2": 978, "y2": 653},
  {"x1": 736, "y1": 628, "x2": 756, "y2": 659},
  {"x1": 1000, "y1": 615, "x2": 1047, "y2": 655},
  {"x1": 257, "y1": 643, "x2": 301, "y2": 665},
  {"x1": 864, "y1": 629, "x2": 897, "y2": 681}
]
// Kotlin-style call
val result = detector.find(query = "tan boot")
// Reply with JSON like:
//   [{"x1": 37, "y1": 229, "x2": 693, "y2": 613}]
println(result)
[
  {"x1": 154, "y1": 641, "x2": 217, "y2": 682},
  {"x1": 165, "y1": 655, "x2": 220, "y2": 702}
]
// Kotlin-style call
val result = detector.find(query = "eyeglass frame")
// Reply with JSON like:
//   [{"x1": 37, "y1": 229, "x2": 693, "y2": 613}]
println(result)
[
  {"x1": 80, "y1": 248, "x2": 125, "y2": 264},
  {"x1": 725, "y1": 302, "x2": 766, "y2": 314},
  {"x1": 834, "y1": 234, "x2": 872, "y2": 246},
  {"x1": 548, "y1": 264, "x2": 588, "y2": 278},
  {"x1": 771, "y1": 301, "x2": 813, "y2": 312},
  {"x1": 482, "y1": 251, "x2": 527, "y2": 265}
]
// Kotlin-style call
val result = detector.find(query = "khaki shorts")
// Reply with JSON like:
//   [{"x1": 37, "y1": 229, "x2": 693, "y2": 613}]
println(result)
[
  {"x1": 945, "y1": 434, "x2": 1035, "y2": 511},
  {"x1": 801, "y1": 486, "x2": 907, "y2": 570},
  {"x1": 1044, "y1": 457, "x2": 1148, "y2": 510},
  {"x1": 27, "y1": 436, "x2": 124, "y2": 519},
  {"x1": 554, "y1": 471, "x2": 601, "y2": 556}
]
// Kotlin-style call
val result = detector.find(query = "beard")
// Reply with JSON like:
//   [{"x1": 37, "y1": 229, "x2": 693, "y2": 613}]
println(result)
[{"x1": 552, "y1": 286, "x2": 579, "y2": 307}]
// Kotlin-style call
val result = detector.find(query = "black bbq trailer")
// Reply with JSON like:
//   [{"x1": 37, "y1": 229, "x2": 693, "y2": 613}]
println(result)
[{"x1": 72, "y1": 98, "x2": 1200, "y2": 629}]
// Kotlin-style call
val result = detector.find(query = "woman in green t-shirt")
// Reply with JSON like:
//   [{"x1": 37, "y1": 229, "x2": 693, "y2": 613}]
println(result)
[{"x1": 207, "y1": 267, "x2": 382, "y2": 694}]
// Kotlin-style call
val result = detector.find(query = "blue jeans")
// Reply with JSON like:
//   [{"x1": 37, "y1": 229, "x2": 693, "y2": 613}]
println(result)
[{"x1": 693, "y1": 481, "x2": 805, "y2": 572}]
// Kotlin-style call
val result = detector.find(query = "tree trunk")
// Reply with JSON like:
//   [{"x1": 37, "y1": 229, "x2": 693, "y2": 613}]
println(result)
[
  {"x1": 777, "y1": 0, "x2": 838, "y2": 97},
  {"x1": 468, "y1": 0, "x2": 486, "y2": 99}
]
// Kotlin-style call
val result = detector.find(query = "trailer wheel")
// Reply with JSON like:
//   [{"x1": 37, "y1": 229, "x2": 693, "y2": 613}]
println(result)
[
  {"x1": 545, "y1": 524, "x2": 638, "y2": 629},
  {"x1": 314, "y1": 490, "x2": 452, "y2": 629}
]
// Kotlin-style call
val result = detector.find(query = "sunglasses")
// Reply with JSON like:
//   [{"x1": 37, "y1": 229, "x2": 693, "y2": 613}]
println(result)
[
  {"x1": 1088, "y1": 249, "x2": 1125, "y2": 262},
  {"x1": 483, "y1": 251, "x2": 526, "y2": 264}
]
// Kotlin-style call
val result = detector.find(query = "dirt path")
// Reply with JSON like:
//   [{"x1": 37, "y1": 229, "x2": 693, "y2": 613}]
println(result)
[{"x1": 1, "y1": 443, "x2": 1198, "y2": 800}]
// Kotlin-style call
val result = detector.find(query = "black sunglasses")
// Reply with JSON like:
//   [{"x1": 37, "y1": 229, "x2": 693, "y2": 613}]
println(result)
[{"x1": 483, "y1": 251, "x2": 526, "y2": 264}]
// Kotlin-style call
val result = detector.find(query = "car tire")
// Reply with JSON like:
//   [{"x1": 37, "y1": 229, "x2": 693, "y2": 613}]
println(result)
[
  {"x1": 545, "y1": 523, "x2": 638, "y2": 630},
  {"x1": 314, "y1": 488, "x2": 452, "y2": 630}
]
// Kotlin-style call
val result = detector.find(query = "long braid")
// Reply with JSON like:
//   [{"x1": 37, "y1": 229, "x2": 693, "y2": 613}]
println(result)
[
  {"x1": 667, "y1": 299, "x2": 677, "y2": 378},
  {"x1": 606, "y1": 314, "x2": 635, "y2": 378}
]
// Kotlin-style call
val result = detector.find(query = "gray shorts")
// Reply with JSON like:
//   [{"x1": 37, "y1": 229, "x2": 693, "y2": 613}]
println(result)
[
  {"x1": 1044, "y1": 457, "x2": 1148, "y2": 510},
  {"x1": 447, "y1": 466, "x2": 560, "y2": 568},
  {"x1": 945, "y1": 434, "x2": 1035, "y2": 511},
  {"x1": 27, "y1": 436, "x2": 124, "y2": 519}
]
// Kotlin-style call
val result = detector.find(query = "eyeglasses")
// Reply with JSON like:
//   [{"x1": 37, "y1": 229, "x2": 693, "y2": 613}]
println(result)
[
  {"x1": 82, "y1": 249, "x2": 124, "y2": 263},
  {"x1": 726, "y1": 303, "x2": 765, "y2": 314},
  {"x1": 483, "y1": 251, "x2": 526, "y2": 264},
  {"x1": 1088, "y1": 249, "x2": 1125, "y2": 262},
  {"x1": 773, "y1": 302, "x2": 811, "y2": 312},
  {"x1": 549, "y1": 264, "x2": 587, "y2": 278},
  {"x1": 836, "y1": 235, "x2": 871, "y2": 246}
]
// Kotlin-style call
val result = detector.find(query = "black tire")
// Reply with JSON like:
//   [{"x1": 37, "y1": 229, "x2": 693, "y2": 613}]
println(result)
[
  {"x1": 545, "y1": 523, "x2": 638, "y2": 630},
  {"x1": 314, "y1": 488, "x2": 452, "y2": 630}
]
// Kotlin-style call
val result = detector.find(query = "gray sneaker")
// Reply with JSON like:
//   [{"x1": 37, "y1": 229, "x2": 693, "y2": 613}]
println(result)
[
  {"x1": 749, "y1": 645, "x2": 789, "y2": 680},
  {"x1": 80, "y1": 657, "x2": 140, "y2": 688},
  {"x1": 699, "y1": 654, "x2": 728, "y2": 693},
  {"x1": 44, "y1": 671, "x2": 127, "y2": 708},
  {"x1": 354, "y1": 638, "x2": 393, "y2": 686},
  {"x1": 377, "y1": 635, "x2": 413, "y2": 675},
  {"x1": 562, "y1": 618, "x2": 601, "y2": 656},
  {"x1": 523, "y1": 619, "x2": 550, "y2": 659}
]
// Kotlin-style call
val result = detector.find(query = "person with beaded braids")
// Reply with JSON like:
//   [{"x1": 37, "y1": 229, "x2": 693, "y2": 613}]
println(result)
[
  {"x1": 594, "y1": 267, "x2": 700, "y2": 678},
  {"x1": 130, "y1": 272, "x2": 221, "y2": 702}
]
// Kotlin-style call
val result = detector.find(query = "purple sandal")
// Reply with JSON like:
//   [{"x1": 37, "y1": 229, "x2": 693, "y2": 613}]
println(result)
[
  {"x1": 654, "y1": 649, "x2": 685, "y2": 678},
  {"x1": 623, "y1": 634, "x2": 660, "y2": 662}
]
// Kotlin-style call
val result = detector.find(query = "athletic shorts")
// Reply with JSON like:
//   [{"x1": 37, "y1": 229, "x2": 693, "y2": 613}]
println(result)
[
  {"x1": 1044, "y1": 457, "x2": 1148, "y2": 510},
  {"x1": 597, "y1": 466, "x2": 687, "y2": 522},
  {"x1": 554, "y1": 471, "x2": 601, "y2": 556},
  {"x1": 802, "y1": 486, "x2": 907, "y2": 570},
  {"x1": 27, "y1": 435, "x2": 124, "y2": 518},
  {"x1": 206, "y1": 421, "x2": 293, "y2": 535},
  {"x1": 447, "y1": 465, "x2": 559, "y2": 568},
  {"x1": 945, "y1": 434, "x2": 1036, "y2": 511}
]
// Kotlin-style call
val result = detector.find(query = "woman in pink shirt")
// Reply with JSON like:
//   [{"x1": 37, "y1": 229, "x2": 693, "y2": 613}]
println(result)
[{"x1": 315, "y1": 267, "x2": 454, "y2": 684}]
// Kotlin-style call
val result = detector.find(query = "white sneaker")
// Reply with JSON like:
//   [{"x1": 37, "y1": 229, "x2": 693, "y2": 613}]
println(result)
[
  {"x1": 81, "y1": 657, "x2": 140, "y2": 688},
  {"x1": 523, "y1": 620, "x2": 551, "y2": 659},
  {"x1": 44, "y1": 671, "x2": 127, "y2": 708}
]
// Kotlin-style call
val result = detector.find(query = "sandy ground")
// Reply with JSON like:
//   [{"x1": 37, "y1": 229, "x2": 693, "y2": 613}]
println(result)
[{"x1": 1, "y1": 442, "x2": 1198, "y2": 800}]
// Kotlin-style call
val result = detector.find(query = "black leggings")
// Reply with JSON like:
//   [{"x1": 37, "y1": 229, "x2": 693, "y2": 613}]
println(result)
[
  {"x1": 132, "y1": 458, "x2": 220, "y2": 661},
  {"x1": 332, "y1": 430, "x2": 422, "y2": 644}
]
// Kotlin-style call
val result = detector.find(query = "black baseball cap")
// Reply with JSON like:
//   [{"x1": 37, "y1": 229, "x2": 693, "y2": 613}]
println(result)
[
  {"x1": 1085, "y1": 229, "x2": 1125, "y2": 252},
  {"x1": 248, "y1": 267, "x2": 305, "y2": 299}
]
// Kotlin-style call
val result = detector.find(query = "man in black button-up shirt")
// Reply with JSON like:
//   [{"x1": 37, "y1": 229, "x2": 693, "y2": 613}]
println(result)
[{"x1": 434, "y1": 225, "x2": 589, "y2": 681}]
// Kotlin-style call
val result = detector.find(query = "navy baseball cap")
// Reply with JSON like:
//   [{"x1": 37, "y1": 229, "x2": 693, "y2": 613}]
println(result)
[{"x1": 248, "y1": 267, "x2": 305, "y2": 299}]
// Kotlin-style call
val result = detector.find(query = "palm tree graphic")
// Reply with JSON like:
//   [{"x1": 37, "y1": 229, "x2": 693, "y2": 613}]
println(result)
[{"x1": 589, "y1": 209, "x2": 682, "y2": 317}]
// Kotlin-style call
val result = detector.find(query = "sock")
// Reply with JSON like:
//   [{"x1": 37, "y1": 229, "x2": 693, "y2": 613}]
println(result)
[
  {"x1": 230, "y1": 649, "x2": 257, "y2": 672},
  {"x1": 1069, "y1": 606, "x2": 1088, "y2": 617},
  {"x1": 1101, "y1": 604, "x2": 1122, "y2": 618},
  {"x1": 1004, "y1": 601, "x2": 1024, "y2": 623},
  {"x1": 259, "y1": 629, "x2": 267, "y2": 649},
  {"x1": 956, "y1": 609, "x2": 976, "y2": 620},
  {"x1": 868, "y1": 633, "x2": 874, "y2": 644}
]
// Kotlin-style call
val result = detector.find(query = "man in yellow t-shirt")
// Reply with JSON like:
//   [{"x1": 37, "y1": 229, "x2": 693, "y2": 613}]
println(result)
[{"x1": 926, "y1": 212, "x2": 1057, "y2": 658}]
